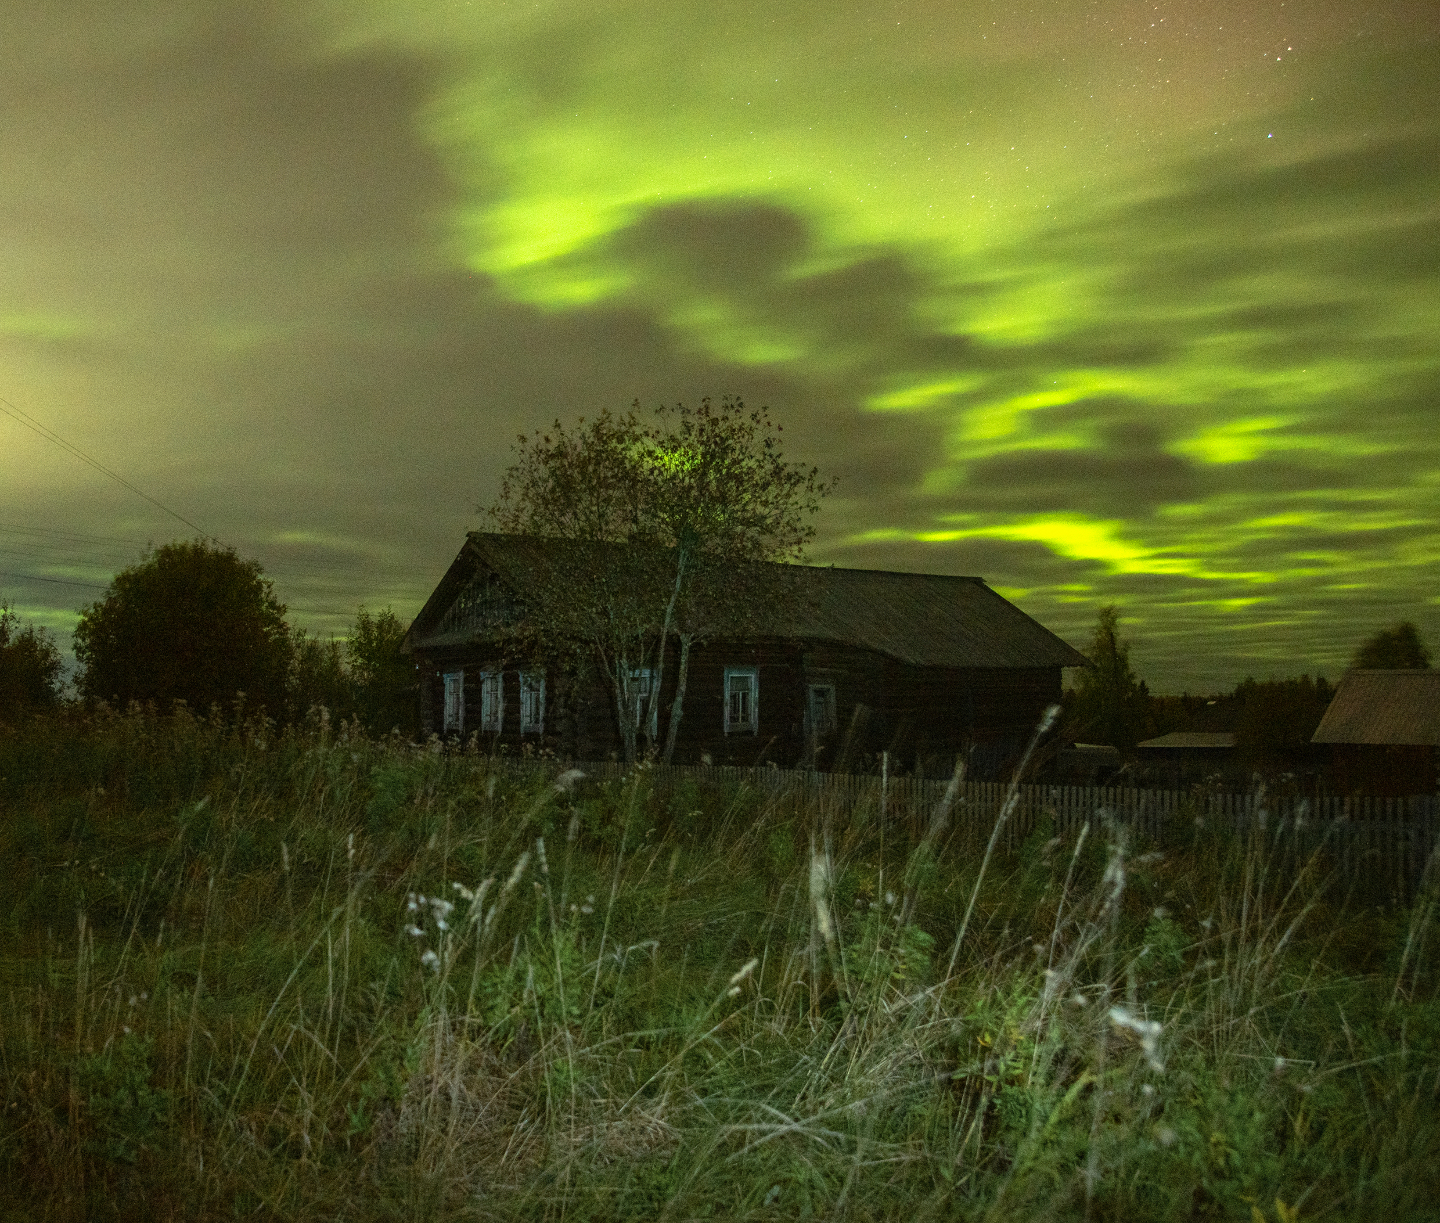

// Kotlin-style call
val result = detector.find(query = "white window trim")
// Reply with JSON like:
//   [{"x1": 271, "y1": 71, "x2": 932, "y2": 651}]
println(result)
[
  {"x1": 807, "y1": 683, "x2": 837, "y2": 736},
  {"x1": 480, "y1": 669, "x2": 503, "y2": 734},
  {"x1": 442, "y1": 670, "x2": 465, "y2": 735},
  {"x1": 723, "y1": 667, "x2": 759, "y2": 735},
  {"x1": 628, "y1": 667, "x2": 659, "y2": 735},
  {"x1": 520, "y1": 669, "x2": 546, "y2": 734}
]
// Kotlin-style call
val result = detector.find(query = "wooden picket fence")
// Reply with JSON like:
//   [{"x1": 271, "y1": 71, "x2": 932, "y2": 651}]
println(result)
[{"x1": 562, "y1": 760, "x2": 1440, "y2": 906}]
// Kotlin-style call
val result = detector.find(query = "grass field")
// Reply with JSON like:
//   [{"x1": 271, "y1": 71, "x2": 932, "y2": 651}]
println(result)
[{"x1": 2, "y1": 707, "x2": 1438, "y2": 1221}]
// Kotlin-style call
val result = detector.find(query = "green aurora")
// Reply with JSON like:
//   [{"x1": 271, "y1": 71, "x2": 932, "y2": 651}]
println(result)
[{"x1": 0, "y1": 0, "x2": 1436, "y2": 691}]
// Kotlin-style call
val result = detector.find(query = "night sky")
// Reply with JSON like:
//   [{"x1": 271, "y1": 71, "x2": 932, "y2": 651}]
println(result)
[{"x1": 2, "y1": 0, "x2": 1436, "y2": 693}]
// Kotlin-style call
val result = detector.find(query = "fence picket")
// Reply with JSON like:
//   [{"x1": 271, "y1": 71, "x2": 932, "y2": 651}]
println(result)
[{"x1": 536, "y1": 756, "x2": 1434, "y2": 905}]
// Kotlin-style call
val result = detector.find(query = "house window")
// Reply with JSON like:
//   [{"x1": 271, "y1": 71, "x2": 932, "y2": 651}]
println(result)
[
  {"x1": 807, "y1": 684, "x2": 837, "y2": 736},
  {"x1": 628, "y1": 668, "x2": 658, "y2": 733},
  {"x1": 442, "y1": 671, "x2": 464, "y2": 735},
  {"x1": 724, "y1": 667, "x2": 759, "y2": 734},
  {"x1": 520, "y1": 670, "x2": 545, "y2": 734},
  {"x1": 480, "y1": 670, "x2": 503, "y2": 734}
]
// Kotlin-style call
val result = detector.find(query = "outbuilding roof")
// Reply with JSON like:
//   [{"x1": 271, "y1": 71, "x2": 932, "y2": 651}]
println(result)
[
  {"x1": 1310, "y1": 669, "x2": 1440, "y2": 746},
  {"x1": 1137, "y1": 732, "x2": 1238, "y2": 750},
  {"x1": 406, "y1": 532, "x2": 1089, "y2": 670}
]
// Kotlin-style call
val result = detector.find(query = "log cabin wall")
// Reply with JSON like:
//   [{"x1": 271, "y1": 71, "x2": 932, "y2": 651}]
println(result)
[{"x1": 416, "y1": 640, "x2": 1063, "y2": 778}]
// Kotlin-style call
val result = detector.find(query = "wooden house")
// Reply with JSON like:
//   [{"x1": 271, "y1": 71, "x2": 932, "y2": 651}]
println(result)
[
  {"x1": 1311, "y1": 669, "x2": 1440, "y2": 796},
  {"x1": 403, "y1": 533, "x2": 1088, "y2": 776}
]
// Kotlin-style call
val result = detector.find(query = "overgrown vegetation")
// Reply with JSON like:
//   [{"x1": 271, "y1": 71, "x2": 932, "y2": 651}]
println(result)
[{"x1": 2, "y1": 708, "x2": 1437, "y2": 1220}]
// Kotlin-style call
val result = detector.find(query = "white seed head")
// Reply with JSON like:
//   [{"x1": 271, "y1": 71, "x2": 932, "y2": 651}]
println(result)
[
  {"x1": 728, "y1": 958, "x2": 760, "y2": 986},
  {"x1": 420, "y1": 949, "x2": 439, "y2": 970},
  {"x1": 554, "y1": 769, "x2": 585, "y2": 793}
]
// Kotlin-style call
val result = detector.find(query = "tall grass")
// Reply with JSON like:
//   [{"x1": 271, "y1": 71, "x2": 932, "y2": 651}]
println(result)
[{"x1": 2, "y1": 705, "x2": 1438, "y2": 1220}]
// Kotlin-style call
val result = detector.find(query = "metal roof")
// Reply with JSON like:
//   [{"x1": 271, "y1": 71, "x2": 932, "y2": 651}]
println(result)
[
  {"x1": 1310, "y1": 670, "x2": 1440, "y2": 746},
  {"x1": 406, "y1": 532, "x2": 1089, "y2": 670},
  {"x1": 1137, "y1": 732, "x2": 1237, "y2": 750}
]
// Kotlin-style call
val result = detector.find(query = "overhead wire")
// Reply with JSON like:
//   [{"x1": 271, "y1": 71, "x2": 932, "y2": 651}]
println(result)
[
  {"x1": 0, "y1": 391, "x2": 216, "y2": 542},
  {"x1": 1, "y1": 389, "x2": 427, "y2": 618}
]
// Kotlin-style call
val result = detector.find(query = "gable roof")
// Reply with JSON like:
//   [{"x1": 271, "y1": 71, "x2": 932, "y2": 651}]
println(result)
[
  {"x1": 407, "y1": 532, "x2": 1089, "y2": 669},
  {"x1": 1310, "y1": 669, "x2": 1440, "y2": 746}
]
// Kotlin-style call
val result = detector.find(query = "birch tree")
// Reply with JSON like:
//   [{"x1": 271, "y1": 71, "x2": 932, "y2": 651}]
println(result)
[{"x1": 487, "y1": 397, "x2": 831, "y2": 762}]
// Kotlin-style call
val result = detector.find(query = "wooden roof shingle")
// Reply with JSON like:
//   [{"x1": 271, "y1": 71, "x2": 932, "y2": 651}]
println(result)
[
  {"x1": 1310, "y1": 670, "x2": 1440, "y2": 746},
  {"x1": 406, "y1": 532, "x2": 1088, "y2": 670}
]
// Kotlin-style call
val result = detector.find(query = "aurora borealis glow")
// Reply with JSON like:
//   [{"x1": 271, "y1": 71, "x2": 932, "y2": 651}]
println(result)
[{"x1": 1, "y1": 0, "x2": 1436, "y2": 691}]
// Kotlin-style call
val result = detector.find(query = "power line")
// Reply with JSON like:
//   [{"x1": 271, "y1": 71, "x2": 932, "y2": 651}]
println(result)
[
  {"x1": 0, "y1": 392, "x2": 216, "y2": 542},
  {"x1": 0, "y1": 570, "x2": 108, "y2": 590}
]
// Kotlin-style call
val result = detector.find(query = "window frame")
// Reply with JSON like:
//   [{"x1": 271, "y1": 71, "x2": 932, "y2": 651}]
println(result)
[
  {"x1": 519, "y1": 669, "x2": 546, "y2": 735},
  {"x1": 479, "y1": 669, "x2": 503, "y2": 734},
  {"x1": 442, "y1": 670, "x2": 465, "y2": 735},
  {"x1": 723, "y1": 666, "x2": 759, "y2": 735},
  {"x1": 806, "y1": 683, "x2": 837, "y2": 737},
  {"x1": 627, "y1": 667, "x2": 658, "y2": 735}
]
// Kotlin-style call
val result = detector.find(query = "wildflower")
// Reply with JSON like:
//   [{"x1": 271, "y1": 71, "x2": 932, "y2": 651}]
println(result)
[
  {"x1": 406, "y1": 924, "x2": 425, "y2": 937},
  {"x1": 1156, "y1": 1126, "x2": 1176, "y2": 1146},
  {"x1": 554, "y1": 768, "x2": 585, "y2": 793},
  {"x1": 436, "y1": 918, "x2": 449, "y2": 931},
  {"x1": 420, "y1": 949, "x2": 440, "y2": 971},
  {"x1": 1109, "y1": 1006, "x2": 1165, "y2": 1072},
  {"x1": 885, "y1": 891, "x2": 896, "y2": 907},
  {"x1": 1152, "y1": 906, "x2": 1169, "y2": 920},
  {"x1": 407, "y1": 894, "x2": 419, "y2": 912},
  {"x1": 452, "y1": 881, "x2": 476, "y2": 902}
]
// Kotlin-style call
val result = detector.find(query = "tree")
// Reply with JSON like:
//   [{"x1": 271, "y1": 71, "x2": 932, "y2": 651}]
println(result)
[
  {"x1": 488, "y1": 396, "x2": 832, "y2": 762},
  {"x1": 74, "y1": 540, "x2": 292, "y2": 716},
  {"x1": 1351, "y1": 621, "x2": 1431, "y2": 670},
  {"x1": 1065, "y1": 605, "x2": 1151, "y2": 753},
  {"x1": 290, "y1": 629, "x2": 355, "y2": 723},
  {"x1": 347, "y1": 606, "x2": 417, "y2": 734},
  {"x1": 0, "y1": 601, "x2": 64, "y2": 716}
]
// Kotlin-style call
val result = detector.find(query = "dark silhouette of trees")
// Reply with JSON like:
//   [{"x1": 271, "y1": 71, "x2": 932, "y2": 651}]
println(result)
[
  {"x1": 347, "y1": 606, "x2": 417, "y2": 734},
  {"x1": 74, "y1": 540, "x2": 291, "y2": 716},
  {"x1": 1351, "y1": 621, "x2": 1431, "y2": 670},
  {"x1": 1065, "y1": 605, "x2": 1151, "y2": 752},
  {"x1": 0, "y1": 602, "x2": 63, "y2": 716}
]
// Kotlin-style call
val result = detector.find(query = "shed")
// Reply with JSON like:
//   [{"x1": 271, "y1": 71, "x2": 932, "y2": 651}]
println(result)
[
  {"x1": 1136, "y1": 732, "x2": 1240, "y2": 788},
  {"x1": 1311, "y1": 670, "x2": 1440, "y2": 795}
]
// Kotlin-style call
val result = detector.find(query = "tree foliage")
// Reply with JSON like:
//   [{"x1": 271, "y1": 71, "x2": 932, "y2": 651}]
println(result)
[
  {"x1": 1066, "y1": 605, "x2": 1151, "y2": 753},
  {"x1": 346, "y1": 607, "x2": 417, "y2": 734},
  {"x1": 0, "y1": 602, "x2": 64, "y2": 716},
  {"x1": 1350, "y1": 621, "x2": 1432, "y2": 670},
  {"x1": 74, "y1": 540, "x2": 292, "y2": 716},
  {"x1": 488, "y1": 396, "x2": 832, "y2": 762}
]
